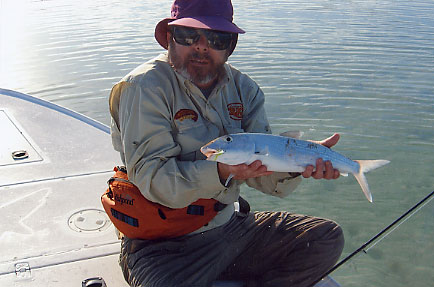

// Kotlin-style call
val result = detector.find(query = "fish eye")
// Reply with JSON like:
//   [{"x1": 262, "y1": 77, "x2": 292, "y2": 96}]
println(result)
[{"x1": 225, "y1": 136, "x2": 233, "y2": 142}]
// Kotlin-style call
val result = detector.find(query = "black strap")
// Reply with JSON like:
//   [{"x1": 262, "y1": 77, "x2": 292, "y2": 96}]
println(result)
[
  {"x1": 187, "y1": 205, "x2": 205, "y2": 216},
  {"x1": 111, "y1": 208, "x2": 139, "y2": 227},
  {"x1": 214, "y1": 202, "x2": 228, "y2": 212},
  {"x1": 186, "y1": 201, "x2": 229, "y2": 215}
]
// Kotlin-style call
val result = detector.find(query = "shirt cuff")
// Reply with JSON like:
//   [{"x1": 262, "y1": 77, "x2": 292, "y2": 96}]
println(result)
[{"x1": 196, "y1": 160, "x2": 231, "y2": 195}]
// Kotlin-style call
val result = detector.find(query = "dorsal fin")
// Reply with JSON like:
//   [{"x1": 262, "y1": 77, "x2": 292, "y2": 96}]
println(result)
[{"x1": 279, "y1": 131, "x2": 304, "y2": 139}]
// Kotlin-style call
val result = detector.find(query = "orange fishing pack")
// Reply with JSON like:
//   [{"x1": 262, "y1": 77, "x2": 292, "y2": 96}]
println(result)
[{"x1": 101, "y1": 166, "x2": 224, "y2": 240}]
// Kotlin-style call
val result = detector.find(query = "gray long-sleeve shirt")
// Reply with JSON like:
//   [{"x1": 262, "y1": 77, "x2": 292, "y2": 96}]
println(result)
[{"x1": 109, "y1": 53, "x2": 301, "y2": 232}]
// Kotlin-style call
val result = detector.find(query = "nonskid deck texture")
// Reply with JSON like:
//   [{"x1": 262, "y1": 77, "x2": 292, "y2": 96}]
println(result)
[
  {"x1": 0, "y1": 89, "x2": 128, "y2": 286},
  {"x1": 0, "y1": 89, "x2": 339, "y2": 287}
]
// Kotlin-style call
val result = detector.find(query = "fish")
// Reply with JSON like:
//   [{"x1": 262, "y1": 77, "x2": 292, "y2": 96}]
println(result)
[{"x1": 200, "y1": 132, "x2": 390, "y2": 202}]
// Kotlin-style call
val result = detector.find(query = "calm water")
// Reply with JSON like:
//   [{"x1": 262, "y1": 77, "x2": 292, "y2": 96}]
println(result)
[{"x1": 1, "y1": 0, "x2": 433, "y2": 286}]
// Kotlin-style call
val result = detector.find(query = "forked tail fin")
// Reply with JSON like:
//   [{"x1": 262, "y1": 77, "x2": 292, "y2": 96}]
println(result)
[{"x1": 353, "y1": 160, "x2": 390, "y2": 202}]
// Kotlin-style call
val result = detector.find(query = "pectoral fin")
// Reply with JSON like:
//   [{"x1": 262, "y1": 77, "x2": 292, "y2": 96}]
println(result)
[{"x1": 254, "y1": 145, "x2": 269, "y2": 156}]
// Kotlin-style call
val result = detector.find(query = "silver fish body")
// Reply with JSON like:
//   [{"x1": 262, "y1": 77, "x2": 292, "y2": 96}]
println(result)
[{"x1": 200, "y1": 133, "x2": 390, "y2": 202}]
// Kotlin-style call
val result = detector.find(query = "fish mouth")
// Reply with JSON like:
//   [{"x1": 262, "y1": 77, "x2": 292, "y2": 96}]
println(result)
[{"x1": 200, "y1": 147, "x2": 224, "y2": 159}]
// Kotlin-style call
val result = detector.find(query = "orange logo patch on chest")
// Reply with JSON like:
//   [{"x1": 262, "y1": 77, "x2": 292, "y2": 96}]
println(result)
[
  {"x1": 174, "y1": 109, "x2": 198, "y2": 122},
  {"x1": 227, "y1": 103, "x2": 243, "y2": 120}
]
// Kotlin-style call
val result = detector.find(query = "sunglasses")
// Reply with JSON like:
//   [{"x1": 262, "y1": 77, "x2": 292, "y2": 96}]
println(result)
[{"x1": 170, "y1": 26, "x2": 235, "y2": 51}]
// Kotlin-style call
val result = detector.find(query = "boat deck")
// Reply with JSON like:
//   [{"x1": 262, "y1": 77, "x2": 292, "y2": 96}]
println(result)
[
  {"x1": 0, "y1": 89, "x2": 339, "y2": 287},
  {"x1": 0, "y1": 89, "x2": 127, "y2": 286}
]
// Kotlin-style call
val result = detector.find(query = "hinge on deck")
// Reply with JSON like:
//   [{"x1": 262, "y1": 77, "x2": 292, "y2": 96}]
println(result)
[
  {"x1": 15, "y1": 262, "x2": 32, "y2": 279},
  {"x1": 82, "y1": 277, "x2": 107, "y2": 287}
]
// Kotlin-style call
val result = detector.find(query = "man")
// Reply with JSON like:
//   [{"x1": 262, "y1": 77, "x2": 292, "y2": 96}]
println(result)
[{"x1": 109, "y1": 0, "x2": 344, "y2": 286}]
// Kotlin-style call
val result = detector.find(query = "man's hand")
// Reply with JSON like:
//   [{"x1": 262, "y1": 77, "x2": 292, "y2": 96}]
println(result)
[
  {"x1": 301, "y1": 133, "x2": 341, "y2": 180},
  {"x1": 218, "y1": 160, "x2": 272, "y2": 183}
]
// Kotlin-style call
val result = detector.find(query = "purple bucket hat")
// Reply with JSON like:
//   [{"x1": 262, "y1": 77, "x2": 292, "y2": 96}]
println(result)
[{"x1": 155, "y1": 0, "x2": 245, "y2": 51}]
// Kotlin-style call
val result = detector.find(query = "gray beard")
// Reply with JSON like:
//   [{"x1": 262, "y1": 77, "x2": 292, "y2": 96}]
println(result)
[
  {"x1": 168, "y1": 38, "x2": 227, "y2": 87},
  {"x1": 175, "y1": 66, "x2": 217, "y2": 86}
]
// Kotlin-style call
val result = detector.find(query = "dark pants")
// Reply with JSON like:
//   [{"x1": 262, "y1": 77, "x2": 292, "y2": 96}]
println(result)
[{"x1": 119, "y1": 211, "x2": 344, "y2": 287}]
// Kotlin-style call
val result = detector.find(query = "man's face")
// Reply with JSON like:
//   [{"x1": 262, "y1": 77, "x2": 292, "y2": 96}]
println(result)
[{"x1": 167, "y1": 26, "x2": 232, "y2": 88}]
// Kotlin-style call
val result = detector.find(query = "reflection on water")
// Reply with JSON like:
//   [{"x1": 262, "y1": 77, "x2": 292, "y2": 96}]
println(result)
[{"x1": 1, "y1": 0, "x2": 433, "y2": 286}]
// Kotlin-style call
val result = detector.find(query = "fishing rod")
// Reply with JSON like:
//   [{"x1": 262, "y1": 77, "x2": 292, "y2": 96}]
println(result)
[{"x1": 312, "y1": 190, "x2": 434, "y2": 286}]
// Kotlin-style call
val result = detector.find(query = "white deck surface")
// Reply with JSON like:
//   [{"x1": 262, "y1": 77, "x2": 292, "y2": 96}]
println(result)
[{"x1": 0, "y1": 89, "x2": 128, "y2": 286}]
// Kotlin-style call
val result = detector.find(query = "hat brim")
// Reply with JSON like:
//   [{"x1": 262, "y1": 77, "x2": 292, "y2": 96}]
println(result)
[
  {"x1": 155, "y1": 16, "x2": 245, "y2": 50},
  {"x1": 155, "y1": 18, "x2": 175, "y2": 50}
]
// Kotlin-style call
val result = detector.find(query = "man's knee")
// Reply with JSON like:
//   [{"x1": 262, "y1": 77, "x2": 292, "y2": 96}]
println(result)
[
  {"x1": 329, "y1": 221, "x2": 345, "y2": 251},
  {"x1": 321, "y1": 220, "x2": 345, "y2": 263}
]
